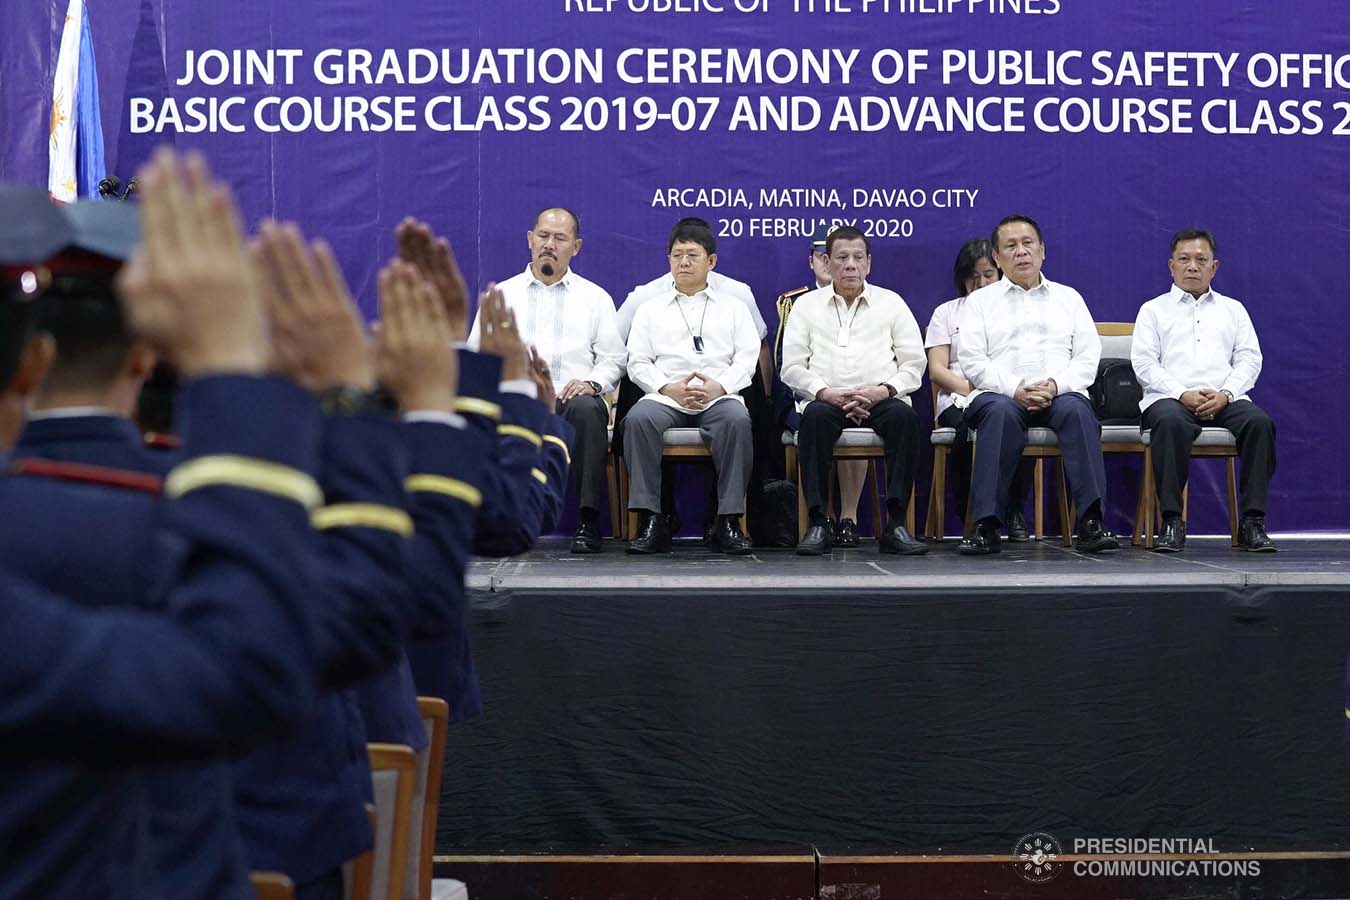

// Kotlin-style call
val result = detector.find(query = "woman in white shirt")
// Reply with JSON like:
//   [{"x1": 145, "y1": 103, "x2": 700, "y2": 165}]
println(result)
[{"x1": 924, "y1": 239, "x2": 1030, "y2": 539}]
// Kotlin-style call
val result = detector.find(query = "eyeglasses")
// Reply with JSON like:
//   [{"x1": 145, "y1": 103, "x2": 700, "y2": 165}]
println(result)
[{"x1": 669, "y1": 252, "x2": 707, "y2": 263}]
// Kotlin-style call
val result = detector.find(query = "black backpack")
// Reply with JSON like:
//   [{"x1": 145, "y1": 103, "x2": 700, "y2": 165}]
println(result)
[{"x1": 1090, "y1": 358, "x2": 1143, "y2": 424}]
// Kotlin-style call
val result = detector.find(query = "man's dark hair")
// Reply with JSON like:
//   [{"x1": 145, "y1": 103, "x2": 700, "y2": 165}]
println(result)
[
  {"x1": 532, "y1": 207, "x2": 581, "y2": 238},
  {"x1": 953, "y1": 238, "x2": 998, "y2": 297},
  {"x1": 36, "y1": 272, "x2": 132, "y2": 393},
  {"x1": 826, "y1": 225, "x2": 870, "y2": 258},
  {"x1": 136, "y1": 362, "x2": 179, "y2": 434},
  {"x1": 1170, "y1": 228, "x2": 1217, "y2": 256},
  {"x1": 991, "y1": 214, "x2": 1044, "y2": 248},
  {"x1": 667, "y1": 219, "x2": 716, "y2": 256}
]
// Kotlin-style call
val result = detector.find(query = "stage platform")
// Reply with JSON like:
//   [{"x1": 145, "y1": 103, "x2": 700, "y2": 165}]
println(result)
[
  {"x1": 439, "y1": 539, "x2": 1350, "y2": 900},
  {"x1": 466, "y1": 535, "x2": 1350, "y2": 592}
]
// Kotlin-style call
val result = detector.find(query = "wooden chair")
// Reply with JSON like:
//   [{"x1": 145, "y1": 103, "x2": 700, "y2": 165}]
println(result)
[
  {"x1": 929, "y1": 322, "x2": 1149, "y2": 544},
  {"x1": 368, "y1": 744, "x2": 418, "y2": 900},
  {"x1": 783, "y1": 429, "x2": 914, "y2": 541},
  {"x1": 1140, "y1": 430, "x2": 1240, "y2": 547},
  {"x1": 344, "y1": 804, "x2": 377, "y2": 900},
  {"x1": 250, "y1": 872, "x2": 295, "y2": 900},
  {"x1": 413, "y1": 698, "x2": 450, "y2": 900},
  {"x1": 617, "y1": 428, "x2": 747, "y2": 540}
]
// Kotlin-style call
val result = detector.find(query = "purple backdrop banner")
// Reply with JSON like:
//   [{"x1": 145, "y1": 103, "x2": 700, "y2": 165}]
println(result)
[{"x1": 3, "y1": 1, "x2": 1349, "y2": 531}]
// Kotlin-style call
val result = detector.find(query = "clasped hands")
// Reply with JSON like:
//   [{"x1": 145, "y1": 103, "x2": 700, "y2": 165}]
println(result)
[
  {"x1": 816, "y1": 385, "x2": 890, "y2": 424},
  {"x1": 1014, "y1": 379, "x2": 1058, "y2": 413},
  {"x1": 661, "y1": 372, "x2": 727, "y2": 410},
  {"x1": 1181, "y1": 388, "x2": 1228, "y2": 421}
]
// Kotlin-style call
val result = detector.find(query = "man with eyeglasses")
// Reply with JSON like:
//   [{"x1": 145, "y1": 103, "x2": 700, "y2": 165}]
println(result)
[
  {"x1": 1131, "y1": 228, "x2": 1276, "y2": 553},
  {"x1": 469, "y1": 207, "x2": 625, "y2": 554},
  {"x1": 623, "y1": 219, "x2": 758, "y2": 555},
  {"x1": 957, "y1": 214, "x2": 1117, "y2": 556}
]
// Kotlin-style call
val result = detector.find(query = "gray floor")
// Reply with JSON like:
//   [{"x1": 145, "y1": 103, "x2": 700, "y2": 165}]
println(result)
[{"x1": 468, "y1": 537, "x2": 1350, "y2": 593}]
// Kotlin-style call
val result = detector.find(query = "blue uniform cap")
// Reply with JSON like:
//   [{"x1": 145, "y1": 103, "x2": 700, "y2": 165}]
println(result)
[
  {"x1": 0, "y1": 186, "x2": 74, "y2": 266},
  {"x1": 62, "y1": 200, "x2": 141, "y2": 262}
]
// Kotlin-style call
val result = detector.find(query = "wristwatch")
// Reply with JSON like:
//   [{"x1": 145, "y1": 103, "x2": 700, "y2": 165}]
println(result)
[
  {"x1": 1219, "y1": 389, "x2": 1234, "y2": 402},
  {"x1": 319, "y1": 385, "x2": 384, "y2": 417},
  {"x1": 586, "y1": 380, "x2": 602, "y2": 395},
  {"x1": 880, "y1": 383, "x2": 898, "y2": 399}
]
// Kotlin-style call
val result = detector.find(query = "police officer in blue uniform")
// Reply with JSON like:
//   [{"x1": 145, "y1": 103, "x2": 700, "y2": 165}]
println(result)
[{"x1": 0, "y1": 155, "x2": 329, "y2": 900}]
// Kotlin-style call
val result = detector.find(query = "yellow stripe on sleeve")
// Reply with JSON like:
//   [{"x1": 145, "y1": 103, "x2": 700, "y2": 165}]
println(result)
[
  {"x1": 165, "y1": 455, "x2": 323, "y2": 510},
  {"x1": 531, "y1": 468, "x2": 548, "y2": 485},
  {"x1": 312, "y1": 503, "x2": 414, "y2": 536},
  {"x1": 405, "y1": 474, "x2": 483, "y2": 508},
  {"x1": 543, "y1": 434, "x2": 572, "y2": 465},
  {"x1": 453, "y1": 397, "x2": 502, "y2": 422},
  {"x1": 498, "y1": 424, "x2": 543, "y2": 447}
]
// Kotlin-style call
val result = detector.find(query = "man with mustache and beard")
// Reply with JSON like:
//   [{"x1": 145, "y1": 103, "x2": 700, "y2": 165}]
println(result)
[{"x1": 469, "y1": 208, "x2": 625, "y2": 554}]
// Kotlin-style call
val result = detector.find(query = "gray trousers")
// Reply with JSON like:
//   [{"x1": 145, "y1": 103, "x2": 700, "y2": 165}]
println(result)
[{"x1": 624, "y1": 398, "x2": 752, "y2": 515}]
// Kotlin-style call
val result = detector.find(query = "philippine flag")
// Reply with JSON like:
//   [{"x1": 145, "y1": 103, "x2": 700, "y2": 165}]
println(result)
[{"x1": 48, "y1": 0, "x2": 107, "y2": 203}]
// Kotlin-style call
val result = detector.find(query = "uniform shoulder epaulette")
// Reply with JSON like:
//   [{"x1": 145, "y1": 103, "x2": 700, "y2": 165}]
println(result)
[
  {"x1": 776, "y1": 285, "x2": 811, "y2": 303},
  {"x1": 8, "y1": 458, "x2": 163, "y2": 494}
]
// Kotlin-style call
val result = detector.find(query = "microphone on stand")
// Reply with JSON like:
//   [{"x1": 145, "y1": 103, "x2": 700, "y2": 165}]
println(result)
[
  {"x1": 121, "y1": 177, "x2": 139, "y2": 201},
  {"x1": 97, "y1": 175, "x2": 122, "y2": 199}
]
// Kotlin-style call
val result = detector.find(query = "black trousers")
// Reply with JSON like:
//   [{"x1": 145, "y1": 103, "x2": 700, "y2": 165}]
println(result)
[
  {"x1": 797, "y1": 398, "x2": 920, "y2": 517},
  {"x1": 557, "y1": 395, "x2": 609, "y2": 512},
  {"x1": 965, "y1": 392, "x2": 1106, "y2": 526},
  {"x1": 1141, "y1": 398, "x2": 1276, "y2": 519},
  {"x1": 937, "y1": 405, "x2": 1030, "y2": 519}
]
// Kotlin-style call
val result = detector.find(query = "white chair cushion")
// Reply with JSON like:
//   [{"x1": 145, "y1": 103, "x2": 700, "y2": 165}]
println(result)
[
  {"x1": 779, "y1": 429, "x2": 884, "y2": 448},
  {"x1": 370, "y1": 768, "x2": 400, "y2": 900},
  {"x1": 1100, "y1": 424, "x2": 1144, "y2": 444},
  {"x1": 1099, "y1": 334, "x2": 1133, "y2": 359},
  {"x1": 1140, "y1": 427, "x2": 1236, "y2": 448},
  {"x1": 970, "y1": 427, "x2": 1059, "y2": 446},
  {"x1": 661, "y1": 427, "x2": 705, "y2": 446},
  {"x1": 930, "y1": 427, "x2": 957, "y2": 447}
]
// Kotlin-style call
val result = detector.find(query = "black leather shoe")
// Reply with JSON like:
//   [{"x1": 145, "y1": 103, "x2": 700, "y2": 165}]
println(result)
[
  {"x1": 1239, "y1": 517, "x2": 1277, "y2": 552},
  {"x1": 1152, "y1": 518, "x2": 1186, "y2": 553},
  {"x1": 1075, "y1": 517, "x2": 1120, "y2": 554},
  {"x1": 797, "y1": 521, "x2": 833, "y2": 556},
  {"x1": 833, "y1": 518, "x2": 860, "y2": 548},
  {"x1": 958, "y1": 520, "x2": 1001, "y2": 555},
  {"x1": 879, "y1": 523, "x2": 928, "y2": 556},
  {"x1": 709, "y1": 515, "x2": 752, "y2": 556},
  {"x1": 627, "y1": 513, "x2": 672, "y2": 555},
  {"x1": 1005, "y1": 508, "x2": 1030, "y2": 542},
  {"x1": 570, "y1": 520, "x2": 602, "y2": 554}
]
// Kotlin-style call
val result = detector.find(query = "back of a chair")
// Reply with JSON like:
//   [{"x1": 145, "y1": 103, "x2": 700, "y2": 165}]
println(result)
[
  {"x1": 346, "y1": 804, "x2": 377, "y2": 900},
  {"x1": 368, "y1": 743, "x2": 418, "y2": 900},
  {"x1": 1096, "y1": 321, "x2": 1134, "y2": 359},
  {"x1": 251, "y1": 871, "x2": 295, "y2": 900},
  {"x1": 415, "y1": 697, "x2": 450, "y2": 900}
]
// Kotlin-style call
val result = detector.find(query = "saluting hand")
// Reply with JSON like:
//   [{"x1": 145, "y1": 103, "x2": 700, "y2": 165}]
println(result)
[
  {"x1": 116, "y1": 148, "x2": 267, "y2": 376},
  {"x1": 396, "y1": 218, "x2": 469, "y2": 342},
  {"x1": 375, "y1": 260, "x2": 457, "y2": 412},
  {"x1": 255, "y1": 221, "x2": 372, "y2": 393},
  {"x1": 529, "y1": 346, "x2": 558, "y2": 410},
  {"x1": 477, "y1": 284, "x2": 530, "y2": 381}
]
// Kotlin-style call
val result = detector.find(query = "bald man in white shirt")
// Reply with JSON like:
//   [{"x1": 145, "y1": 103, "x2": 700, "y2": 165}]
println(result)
[
  {"x1": 781, "y1": 226, "x2": 927, "y2": 556},
  {"x1": 469, "y1": 207, "x2": 626, "y2": 554},
  {"x1": 957, "y1": 214, "x2": 1117, "y2": 555},
  {"x1": 1132, "y1": 228, "x2": 1276, "y2": 552}
]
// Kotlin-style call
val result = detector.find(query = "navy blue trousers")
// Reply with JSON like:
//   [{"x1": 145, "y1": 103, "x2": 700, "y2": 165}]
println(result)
[{"x1": 965, "y1": 392, "x2": 1106, "y2": 526}]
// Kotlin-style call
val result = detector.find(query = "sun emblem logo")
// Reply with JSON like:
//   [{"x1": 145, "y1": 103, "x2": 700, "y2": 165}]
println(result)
[
  {"x1": 50, "y1": 92, "x2": 69, "y2": 143},
  {"x1": 1013, "y1": 831, "x2": 1063, "y2": 883}
]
